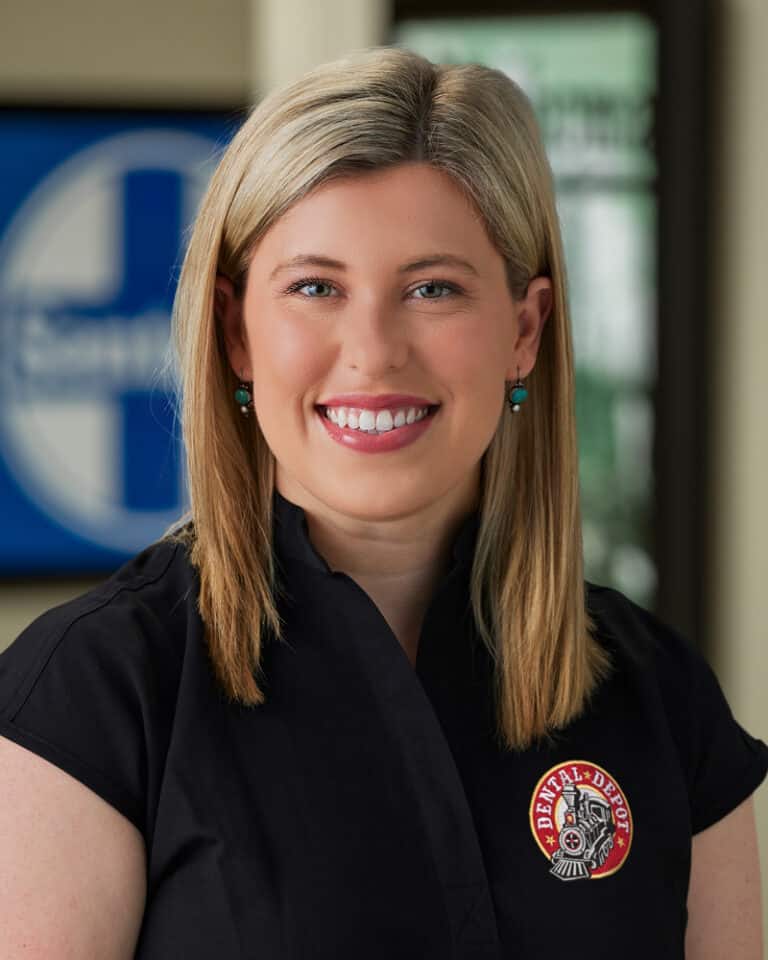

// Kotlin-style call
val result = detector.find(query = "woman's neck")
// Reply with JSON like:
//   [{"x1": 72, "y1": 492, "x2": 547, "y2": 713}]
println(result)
[{"x1": 277, "y1": 473, "x2": 480, "y2": 663}]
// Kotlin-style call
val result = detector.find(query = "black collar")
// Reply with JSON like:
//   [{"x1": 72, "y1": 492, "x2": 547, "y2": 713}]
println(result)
[{"x1": 272, "y1": 488, "x2": 481, "y2": 579}]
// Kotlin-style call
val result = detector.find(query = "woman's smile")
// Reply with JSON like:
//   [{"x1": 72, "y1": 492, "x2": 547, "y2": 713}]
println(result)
[{"x1": 315, "y1": 402, "x2": 441, "y2": 453}]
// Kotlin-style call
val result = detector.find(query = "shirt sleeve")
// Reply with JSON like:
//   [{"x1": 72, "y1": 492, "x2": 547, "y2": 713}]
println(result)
[
  {"x1": 597, "y1": 585, "x2": 768, "y2": 837},
  {"x1": 633, "y1": 595, "x2": 768, "y2": 836},
  {"x1": 0, "y1": 553, "x2": 180, "y2": 836},
  {"x1": 682, "y1": 641, "x2": 768, "y2": 834}
]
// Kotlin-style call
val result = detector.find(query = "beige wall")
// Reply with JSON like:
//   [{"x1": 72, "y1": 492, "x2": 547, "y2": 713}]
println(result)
[
  {"x1": 707, "y1": 0, "x2": 768, "y2": 925},
  {"x1": 250, "y1": 0, "x2": 391, "y2": 100},
  {"x1": 0, "y1": 0, "x2": 251, "y2": 105},
  {"x1": 0, "y1": 0, "x2": 766, "y2": 924}
]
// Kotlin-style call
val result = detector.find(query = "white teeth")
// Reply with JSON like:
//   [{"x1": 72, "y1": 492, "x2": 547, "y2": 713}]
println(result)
[
  {"x1": 375, "y1": 410, "x2": 394, "y2": 432},
  {"x1": 358, "y1": 409, "x2": 376, "y2": 431},
  {"x1": 323, "y1": 404, "x2": 433, "y2": 432}
]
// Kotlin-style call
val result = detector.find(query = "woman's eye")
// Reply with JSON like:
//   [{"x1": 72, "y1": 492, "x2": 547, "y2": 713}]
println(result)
[
  {"x1": 410, "y1": 281, "x2": 458, "y2": 299},
  {"x1": 286, "y1": 277, "x2": 335, "y2": 297}
]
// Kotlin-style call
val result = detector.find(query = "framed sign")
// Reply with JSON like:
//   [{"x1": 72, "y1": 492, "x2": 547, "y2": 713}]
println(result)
[{"x1": 0, "y1": 109, "x2": 240, "y2": 574}]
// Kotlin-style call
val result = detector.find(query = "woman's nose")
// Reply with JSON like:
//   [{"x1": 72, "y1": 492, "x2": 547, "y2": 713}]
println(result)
[{"x1": 339, "y1": 300, "x2": 410, "y2": 375}]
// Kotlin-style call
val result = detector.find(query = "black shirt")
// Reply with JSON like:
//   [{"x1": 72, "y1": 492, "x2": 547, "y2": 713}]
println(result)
[{"x1": 1, "y1": 489, "x2": 766, "y2": 958}]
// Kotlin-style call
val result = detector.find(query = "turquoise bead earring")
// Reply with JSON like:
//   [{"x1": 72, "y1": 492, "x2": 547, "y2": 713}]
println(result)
[
  {"x1": 507, "y1": 368, "x2": 528, "y2": 413},
  {"x1": 235, "y1": 370, "x2": 253, "y2": 416}
]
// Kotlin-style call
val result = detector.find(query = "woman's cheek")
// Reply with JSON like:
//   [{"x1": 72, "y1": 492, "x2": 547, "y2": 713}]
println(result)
[
  {"x1": 251, "y1": 310, "x2": 332, "y2": 391},
  {"x1": 430, "y1": 326, "x2": 494, "y2": 396}
]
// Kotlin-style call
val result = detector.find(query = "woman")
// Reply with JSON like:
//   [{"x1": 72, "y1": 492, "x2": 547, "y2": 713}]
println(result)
[{"x1": 0, "y1": 46, "x2": 765, "y2": 959}]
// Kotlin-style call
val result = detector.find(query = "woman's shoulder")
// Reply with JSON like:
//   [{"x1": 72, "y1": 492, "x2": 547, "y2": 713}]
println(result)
[
  {"x1": 585, "y1": 579, "x2": 768, "y2": 834},
  {"x1": 6, "y1": 533, "x2": 199, "y2": 674},
  {"x1": 62, "y1": 529, "x2": 196, "y2": 621},
  {"x1": 585, "y1": 578, "x2": 704, "y2": 682},
  {"x1": 0, "y1": 532, "x2": 201, "y2": 834},
  {"x1": 583, "y1": 578, "x2": 735, "y2": 737}
]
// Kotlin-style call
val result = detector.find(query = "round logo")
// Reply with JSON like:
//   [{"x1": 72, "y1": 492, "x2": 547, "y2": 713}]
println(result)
[
  {"x1": 0, "y1": 129, "x2": 219, "y2": 552},
  {"x1": 529, "y1": 760, "x2": 633, "y2": 881}
]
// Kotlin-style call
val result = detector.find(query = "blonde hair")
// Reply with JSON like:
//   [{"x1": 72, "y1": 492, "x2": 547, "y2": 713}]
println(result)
[{"x1": 168, "y1": 45, "x2": 612, "y2": 751}]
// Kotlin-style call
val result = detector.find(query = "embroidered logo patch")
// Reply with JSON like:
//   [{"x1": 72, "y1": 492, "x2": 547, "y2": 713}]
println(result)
[{"x1": 529, "y1": 760, "x2": 633, "y2": 881}]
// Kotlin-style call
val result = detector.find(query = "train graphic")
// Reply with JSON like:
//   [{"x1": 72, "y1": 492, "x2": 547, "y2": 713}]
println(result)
[{"x1": 549, "y1": 783, "x2": 616, "y2": 881}]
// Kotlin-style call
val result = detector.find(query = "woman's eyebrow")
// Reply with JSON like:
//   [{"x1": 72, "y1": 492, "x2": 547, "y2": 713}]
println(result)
[{"x1": 269, "y1": 252, "x2": 480, "y2": 281}]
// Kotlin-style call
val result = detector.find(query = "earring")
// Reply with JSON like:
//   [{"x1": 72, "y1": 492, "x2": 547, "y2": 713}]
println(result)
[
  {"x1": 235, "y1": 369, "x2": 253, "y2": 416},
  {"x1": 507, "y1": 367, "x2": 528, "y2": 413}
]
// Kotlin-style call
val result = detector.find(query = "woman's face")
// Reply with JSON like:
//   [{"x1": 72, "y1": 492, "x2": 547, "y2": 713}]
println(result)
[{"x1": 217, "y1": 162, "x2": 550, "y2": 523}]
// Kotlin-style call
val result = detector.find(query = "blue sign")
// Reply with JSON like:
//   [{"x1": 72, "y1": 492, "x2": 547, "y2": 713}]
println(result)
[{"x1": 0, "y1": 111, "x2": 239, "y2": 574}]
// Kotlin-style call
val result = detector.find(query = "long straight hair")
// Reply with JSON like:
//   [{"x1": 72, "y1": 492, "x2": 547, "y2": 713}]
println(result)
[{"x1": 168, "y1": 45, "x2": 612, "y2": 751}]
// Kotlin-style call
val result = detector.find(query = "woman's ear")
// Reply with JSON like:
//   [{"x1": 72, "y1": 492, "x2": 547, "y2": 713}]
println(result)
[
  {"x1": 215, "y1": 273, "x2": 250, "y2": 378},
  {"x1": 507, "y1": 275, "x2": 552, "y2": 380}
]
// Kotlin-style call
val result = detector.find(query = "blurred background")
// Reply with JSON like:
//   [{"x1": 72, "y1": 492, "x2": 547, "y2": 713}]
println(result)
[{"x1": 0, "y1": 0, "x2": 765, "y2": 922}]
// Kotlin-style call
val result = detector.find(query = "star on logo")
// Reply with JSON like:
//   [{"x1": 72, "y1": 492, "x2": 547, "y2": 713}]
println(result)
[
  {"x1": 582, "y1": 770, "x2": 592, "y2": 780},
  {"x1": 545, "y1": 834, "x2": 556, "y2": 847},
  {"x1": 617, "y1": 836, "x2": 625, "y2": 848}
]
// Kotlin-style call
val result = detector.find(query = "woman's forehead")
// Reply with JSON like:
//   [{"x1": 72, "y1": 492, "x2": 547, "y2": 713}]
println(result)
[{"x1": 247, "y1": 165, "x2": 495, "y2": 276}]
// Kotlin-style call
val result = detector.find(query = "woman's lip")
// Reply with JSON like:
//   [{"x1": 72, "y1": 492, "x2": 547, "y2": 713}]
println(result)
[
  {"x1": 317, "y1": 394, "x2": 438, "y2": 410},
  {"x1": 315, "y1": 405, "x2": 439, "y2": 453}
]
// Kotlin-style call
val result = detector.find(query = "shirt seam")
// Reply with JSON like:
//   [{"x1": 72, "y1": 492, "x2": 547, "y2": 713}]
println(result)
[{"x1": 4, "y1": 541, "x2": 182, "y2": 723}]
